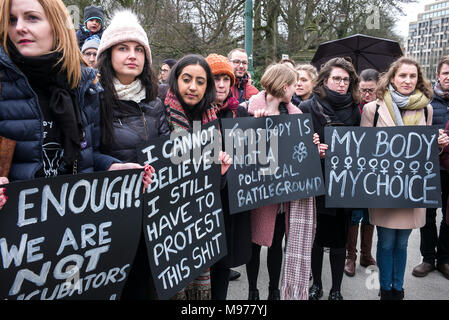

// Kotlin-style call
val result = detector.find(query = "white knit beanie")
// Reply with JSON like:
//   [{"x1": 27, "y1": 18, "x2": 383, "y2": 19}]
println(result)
[{"x1": 96, "y1": 10, "x2": 152, "y2": 64}]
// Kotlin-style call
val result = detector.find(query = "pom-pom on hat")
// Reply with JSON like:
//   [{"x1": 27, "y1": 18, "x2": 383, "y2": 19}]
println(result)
[
  {"x1": 206, "y1": 54, "x2": 235, "y2": 87},
  {"x1": 97, "y1": 10, "x2": 152, "y2": 64},
  {"x1": 84, "y1": 5, "x2": 104, "y2": 25}
]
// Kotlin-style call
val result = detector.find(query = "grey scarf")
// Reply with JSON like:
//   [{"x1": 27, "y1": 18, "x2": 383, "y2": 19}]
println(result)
[{"x1": 388, "y1": 84, "x2": 410, "y2": 126}]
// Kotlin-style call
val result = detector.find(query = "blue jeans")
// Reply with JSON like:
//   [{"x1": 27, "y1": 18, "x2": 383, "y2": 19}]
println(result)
[
  {"x1": 376, "y1": 227, "x2": 412, "y2": 291},
  {"x1": 351, "y1": 209, "x2": 370, "y2": 225}
]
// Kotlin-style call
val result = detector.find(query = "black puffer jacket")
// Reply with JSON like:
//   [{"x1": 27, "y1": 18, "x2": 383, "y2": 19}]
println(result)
[{"x1": 101, "y1": 98, "x2": 170, "y2": 162}]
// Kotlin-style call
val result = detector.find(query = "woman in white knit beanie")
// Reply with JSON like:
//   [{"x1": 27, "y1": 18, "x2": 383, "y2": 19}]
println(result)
[{"x1": 96, "y1": 10, "x2": 170, "y2": 300}]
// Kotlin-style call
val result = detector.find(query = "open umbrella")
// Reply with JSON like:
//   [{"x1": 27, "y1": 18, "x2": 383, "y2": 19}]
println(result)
[{"x1": 311, "y1": 34, "x2": 403, "y2": 73}]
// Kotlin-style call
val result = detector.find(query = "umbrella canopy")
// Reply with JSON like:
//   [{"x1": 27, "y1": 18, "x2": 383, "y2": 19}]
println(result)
[{"x1": 311, "y1": 34, "x2": 403, "y2": 74}]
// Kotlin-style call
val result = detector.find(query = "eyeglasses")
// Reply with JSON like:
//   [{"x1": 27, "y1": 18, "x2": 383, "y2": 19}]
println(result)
[
  {"x1": 83, "y1": 52, "x2": 97, "y2": 58},
  {"x1": 160, "y1": 69, "x2": 170, "y2": 73},
  {"x1": 331, "y1": 76, "x2": 350, "y2": 85},
  {"x1": 230, "y1": 59, "x2": 248, "y2": 66},
  {"x1": 360, "y1": 88, "x2": 375, "y2": 94}
]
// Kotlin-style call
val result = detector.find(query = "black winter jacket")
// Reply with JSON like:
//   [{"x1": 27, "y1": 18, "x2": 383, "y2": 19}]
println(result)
[
  {"x1": 100, "y1": 98, "x2": 170, "y2": 163},
  {"x1": 0, "y1": 47, "x2": 118, "y2": 181},
  {"x1": 431, "y1": 92, "x2": 449, "y2": 129}
]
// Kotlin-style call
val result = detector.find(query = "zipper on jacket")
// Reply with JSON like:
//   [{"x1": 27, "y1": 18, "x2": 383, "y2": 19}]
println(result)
[{"x1": 138, "y1": 104, "x2": 149, "y2": 142}]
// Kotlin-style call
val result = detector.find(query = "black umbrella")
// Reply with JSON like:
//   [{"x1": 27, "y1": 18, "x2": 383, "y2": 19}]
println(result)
[{"x1": 311, "y1": 34, "x2": 403, "y2": 74}]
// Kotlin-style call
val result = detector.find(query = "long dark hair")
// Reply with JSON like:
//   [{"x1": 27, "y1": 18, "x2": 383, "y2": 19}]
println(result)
[
  {"x1": 97, "y1": 46, "x2": 159, "y2": 146},
  {"x1": 168, "y1": 54, "x2": 216, "y2": 121}
]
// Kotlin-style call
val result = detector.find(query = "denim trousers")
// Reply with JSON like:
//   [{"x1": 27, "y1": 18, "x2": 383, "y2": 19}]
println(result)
[{"x1": 376, "y1": 226, "x2": 412, "y2": 291}]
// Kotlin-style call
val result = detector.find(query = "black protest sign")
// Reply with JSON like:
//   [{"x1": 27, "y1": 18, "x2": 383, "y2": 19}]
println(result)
[
  {"x1": 221, "y1": 114, "x2": 325, "y2": 214},
  {"x1": 137, "y1": 121, "x2": 226, "y2": 300},
  {"x1": 0, "y1": 170, "x2": 142, "y2": 300},
  {"x1": 325, "y1": 126, "x2": 442, "y2": 208}
]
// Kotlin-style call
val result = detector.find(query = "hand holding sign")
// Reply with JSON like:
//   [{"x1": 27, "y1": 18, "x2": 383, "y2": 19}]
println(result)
[
  {"x1": 313, "y1": 133, "x2": 328, "y2": 159},
  {"x1": 438, "y1": 129, "x2": 449, "y2": 150},
  {"x1": 252, "y1": 109, "x2": 269, "y2": 118},
  {"x1": 108, "y1": 162, "x2": 154, "y2": 192},
  {"x1": 219, "y1": 151, "x2": 232, "y2": 175},
  {"x1": 0, "y1": 177, "x2": 8, "y2": 211}
]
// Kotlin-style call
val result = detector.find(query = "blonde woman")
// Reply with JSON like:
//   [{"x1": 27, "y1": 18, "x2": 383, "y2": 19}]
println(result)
[
  {"x1": 245, "y1": 64, "x2": 325, "y2": 300},
  {"x1": 0, "y1": 0, "x2": 151, "y2": 211},
  {"x1": 292, "y1": 64, "x2": 318, "y2": 107}
]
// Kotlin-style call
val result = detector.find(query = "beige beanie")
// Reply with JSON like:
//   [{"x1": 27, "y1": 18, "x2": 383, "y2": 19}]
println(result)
[{"x1": 96, "y1": 10, "x2": 152, "y2": 64}]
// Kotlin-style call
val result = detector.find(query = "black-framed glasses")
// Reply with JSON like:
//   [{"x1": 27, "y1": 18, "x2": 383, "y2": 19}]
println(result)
[
  {"x1": 230, "y1": 59, "x2": 248, "y2": 66},
  {"x1": 360, "y1": 88, "x2": 375, "y2": 94},
  {"x1": 331, "y1": 76, "x2": 350, "y2": 85}
]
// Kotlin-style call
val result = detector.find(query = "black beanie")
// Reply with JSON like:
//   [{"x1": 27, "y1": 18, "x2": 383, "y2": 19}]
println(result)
[
  {"x1": 163, "y1": 58, "x2": 177, "y2": 68},
  {"x1": 84, "y1": 5, "x2": 104, "y2": 25}
]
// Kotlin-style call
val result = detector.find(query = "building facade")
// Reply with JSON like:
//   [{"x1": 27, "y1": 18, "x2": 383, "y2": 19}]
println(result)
[{"x1": 406, "y1": 0, "x2": 449, "y2": 81}]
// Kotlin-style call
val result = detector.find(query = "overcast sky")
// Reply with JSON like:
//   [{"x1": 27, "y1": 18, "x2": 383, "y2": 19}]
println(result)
[{"x1": 394, "y1": 0, "x2": 435, "y2": 37}]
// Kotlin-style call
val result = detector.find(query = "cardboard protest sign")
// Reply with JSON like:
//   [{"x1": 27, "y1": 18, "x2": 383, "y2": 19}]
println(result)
[
  {"x1": 325, "y1": 126, "x2": 442, "y2": 208},
  {"x1": 0, "y1": 170, "x2": 143, "y2": 300},
  {"x1": 137, "y1": 121, "x2": 226, "y2": 300},
  {"x1": 221, "y1": 114, "x2": 325, "y2": 214}
]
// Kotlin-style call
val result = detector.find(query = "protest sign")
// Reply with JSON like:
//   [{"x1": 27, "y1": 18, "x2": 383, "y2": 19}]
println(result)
[
  {"x1": 138, "y1": 121, "x2": 226, "y2": 300},
  {"x1": 325, "y1": 126, "x2": 442, "y2": 208},
  {"x1": 221, "y1": 114, "x2": 325, "y2": 214},
  {"x1": 0, "y1": 170, "x2": 143, "y2": 300}
]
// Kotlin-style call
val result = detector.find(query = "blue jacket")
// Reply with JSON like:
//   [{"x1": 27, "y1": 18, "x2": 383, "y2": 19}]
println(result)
[
  {"x1": 0, "y1": 47, "x2": 118, "y2": 182},
  {"x1": 76, "y1": 25, "x2": 104, "y2": 49},
  {"x1": 430, "y1": 92, "x2": 449, "y2": 129}
]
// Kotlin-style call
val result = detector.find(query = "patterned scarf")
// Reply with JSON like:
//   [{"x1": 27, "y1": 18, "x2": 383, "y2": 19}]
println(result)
[
  {"x1": 281, "y1": 197, "x2": 316, "y2": 300},
  {"x1": 164, "y1": 89, "x2": 218, "y2": 131},
  {"x1": 164, "y1": 88, "x2": 216, "y2": 300},
  {"x1": 384, "y1": 85, "x2": 429, "y2": 126},
  {"x1": 216, "y1": 95, "x2": 240, "y2": 118}
]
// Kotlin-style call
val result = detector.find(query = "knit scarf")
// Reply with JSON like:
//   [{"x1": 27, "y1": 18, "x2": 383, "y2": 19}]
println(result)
[
  {"x1": 281, "y1": 197, "x2": 316, "y2": 300},
  {"x1": 113, "y1": 78, "x2": 146, "y2": 103},
  {"x1": 164, "y1": 89, "x2": 218, "y2": 132},
  {"x1": 216, "y1": 95, "x2": 240, "y2": 118},
  {"x1": 384, "y1": 84, "x2": 429, "y2": 126},
  {"x1": 312, "y1": 87, "x2": 360, "y2": 126},
  {"x1": 434, "y1": 81, "x2": 449, "y2": 100},
  {"x1": 164, "y1": 88, "x2": 216, "y2": 300},
  {"x1": 7, "y1": 38, "x2": 83, "y2": 174}
]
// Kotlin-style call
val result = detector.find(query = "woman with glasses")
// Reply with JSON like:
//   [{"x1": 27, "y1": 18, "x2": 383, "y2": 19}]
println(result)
[
  {"x1": 344, "y1": 68, "x2": 379, "y2": 278},
  {"x1": 360, "y1": 57, "x2": 449, "y2": 300},
  {"x1": 300, "y1": 57, "x2": 361, "y2": 300},
  {"x1": 291, "y1": 64, "x2": 318, "y2": 107}
]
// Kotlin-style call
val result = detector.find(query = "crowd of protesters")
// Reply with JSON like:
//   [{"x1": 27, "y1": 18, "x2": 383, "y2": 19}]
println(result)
[{"x1": 1, "y1": 0, "x2": 449, "y2": 302}]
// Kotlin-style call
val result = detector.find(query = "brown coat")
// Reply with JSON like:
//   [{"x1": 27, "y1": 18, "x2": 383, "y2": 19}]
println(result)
[{"x1": 360, "y1": 99, "x2": 433, "y2": 230}]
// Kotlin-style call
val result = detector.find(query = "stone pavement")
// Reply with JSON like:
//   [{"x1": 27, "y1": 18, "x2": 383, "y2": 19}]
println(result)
[{"x1": 227, "y1": 210, "x2": 449, "y2": 300}]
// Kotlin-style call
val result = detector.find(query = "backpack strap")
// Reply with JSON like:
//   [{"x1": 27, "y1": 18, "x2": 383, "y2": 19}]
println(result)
[{"x1": 373, "y1": 104, "x2": 380, "y2": 127}]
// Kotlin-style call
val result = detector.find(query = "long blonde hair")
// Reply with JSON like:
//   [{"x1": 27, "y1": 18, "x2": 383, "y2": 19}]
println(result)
[{"x1": 0, "y1": 0, "x2": 84, "y2": 88}]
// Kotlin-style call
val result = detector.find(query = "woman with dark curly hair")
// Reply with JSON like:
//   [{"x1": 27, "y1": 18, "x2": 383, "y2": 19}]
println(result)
[{"x1": 300, "y1": 57, "x2": 361, "y2": 300}]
